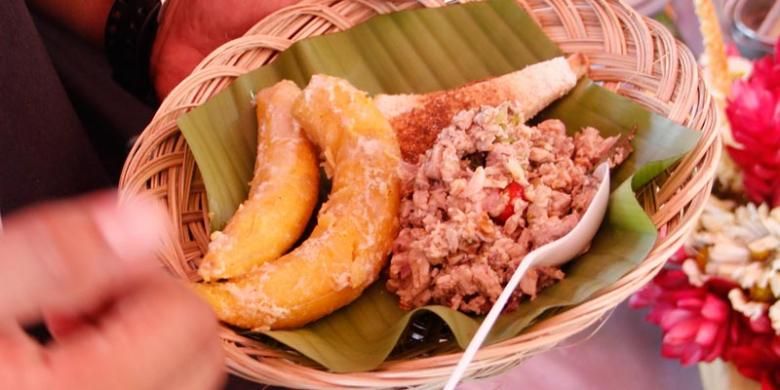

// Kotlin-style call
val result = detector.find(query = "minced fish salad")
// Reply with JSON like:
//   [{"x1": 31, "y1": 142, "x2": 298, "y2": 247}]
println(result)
[{"x1": 387, "y1": 102, "x2": 632, "y2": 315}]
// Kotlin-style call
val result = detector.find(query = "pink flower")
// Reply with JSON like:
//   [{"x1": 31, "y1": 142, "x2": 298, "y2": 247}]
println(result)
[
  {"x1": 633, "y1": 247, "x2": 780, "y2": 387},
  {"x1": 726, "y1": 38, "x2": 780, "y2": 206},
  {"x1": 630, "y1": 270, "x2": 734, "y2": 365},
  {"x1": 749, "y1": 38, "x2": 780, "y2": 93}
]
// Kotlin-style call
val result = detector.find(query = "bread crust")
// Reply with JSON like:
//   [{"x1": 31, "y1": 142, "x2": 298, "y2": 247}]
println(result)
[{"x1": 375, "y1": 55, "x2": 587, "y2": 161}]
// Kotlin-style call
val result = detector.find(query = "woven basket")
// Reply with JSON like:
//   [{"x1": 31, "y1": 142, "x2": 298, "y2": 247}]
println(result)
[{"x1": 120, "y1": 0, "x2": 721, "y2": 388}]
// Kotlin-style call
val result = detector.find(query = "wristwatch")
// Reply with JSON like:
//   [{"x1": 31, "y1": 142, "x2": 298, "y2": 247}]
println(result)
[{"x1": 104, "y1": 0, "x2": 167, "y2": 104}]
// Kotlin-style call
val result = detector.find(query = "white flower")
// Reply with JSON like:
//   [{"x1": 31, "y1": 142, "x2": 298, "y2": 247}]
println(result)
[
  {"x1": 729, "y1": 289, "x2": 768, "y2": 321},
  {"x1": 715, "y1": 152, "x2": 743, "y2": 194},
  {"x1": 700, "y1": 207, "x2": 734, "y2": 233},
  {"x1": 682, "y1": 259, "x2": 708, "y2": 287},
  {"x1": 688, "y1": 197, "x2": 780, "y2": 299},
  {"x1": 771, "y1": 260, "x2": 780, "y2": 298},
  {"x1": 708, "y1": 241, "x2": 750, "y2": 264},
  {"x1": 734, "y1": 262, "x2": 770, "y2": 290},
  {"x1": 748, "y1": 235, "x2": 779, "y2": 258}
]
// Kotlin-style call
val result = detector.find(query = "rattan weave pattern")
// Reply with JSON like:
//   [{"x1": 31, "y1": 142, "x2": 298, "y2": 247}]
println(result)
[{"x1": 120, "y1": 1, "x2": 720, "y2": 388}]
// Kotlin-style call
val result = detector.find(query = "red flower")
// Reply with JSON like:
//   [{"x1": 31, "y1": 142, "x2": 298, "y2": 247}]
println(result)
[
  {"x1": 749, "y1": 38, "x2": 780, "y2": 93},
  {"x1": 630, "y1": 270, "x2": 734, "y2": 365},
  {"x1": 726, "y1": 315, "x2": 780, "y2": 390},
  {"x1": 632, "y1": 267, "x2": 780, "y2": 388},
  {"x1": 726, "y1": 38, "x2": 780, "y2": 206}
]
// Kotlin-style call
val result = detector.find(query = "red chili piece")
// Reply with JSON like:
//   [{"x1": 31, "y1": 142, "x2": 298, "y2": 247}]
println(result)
[{"x1": 496, "y1": 182, "x2": 525, "y2": 223}]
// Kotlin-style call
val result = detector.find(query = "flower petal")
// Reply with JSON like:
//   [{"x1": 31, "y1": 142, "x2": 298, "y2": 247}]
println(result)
[
  {"x1": 660, "y1": 309, "x2": 694, "y2": 331},
  {"x1": 701, "y1": 295, "x2": 729, "y2": 322},
  {"x1": 695, "y1": 320, "x2": 719, "y2": 346},
  {"x1": 677, "y1": 298, "x2": 704, "y2": 310},
  {"x1": 664, "y1": 318, "x2": 700, "y2": 343},
  {"x1": 680, "y1": 346, "x2": 705, "y2": 366}
]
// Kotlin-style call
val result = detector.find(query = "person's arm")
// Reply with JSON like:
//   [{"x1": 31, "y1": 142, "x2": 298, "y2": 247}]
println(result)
[
  {"x1": 27, "y1": 0, "x2": 114, "y2": 47},
  {"x1": 150, "y1": 0, "x2": 296, "y2": 98},
  {"x1": 28, "y1": 0, "x2": 298, "y2": 99}
]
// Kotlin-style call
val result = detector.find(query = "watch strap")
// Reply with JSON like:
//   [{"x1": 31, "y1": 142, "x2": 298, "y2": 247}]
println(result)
[{"x1": 104, "y1": 0, "x2": 162, "y2": 104}]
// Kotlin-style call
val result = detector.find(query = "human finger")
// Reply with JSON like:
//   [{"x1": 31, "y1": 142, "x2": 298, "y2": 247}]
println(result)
[
  {"x1": 0, "y1": 192, "x2": 168, "y2": 324},
  {"x1": 46, "y1": 273, "x2": 222, "y2": 390}
]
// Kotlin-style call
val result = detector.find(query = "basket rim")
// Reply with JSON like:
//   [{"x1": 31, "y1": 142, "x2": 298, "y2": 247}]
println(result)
[{"x1": 119, "y1": 0, "x2": 721, "y2": 387}]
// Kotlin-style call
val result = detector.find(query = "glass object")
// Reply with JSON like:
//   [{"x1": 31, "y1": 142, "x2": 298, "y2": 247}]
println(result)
[{"x1": 732, "y1": 0, "x2": 780, "y2": 58}]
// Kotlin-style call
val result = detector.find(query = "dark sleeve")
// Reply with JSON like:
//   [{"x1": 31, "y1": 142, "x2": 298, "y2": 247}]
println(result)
[{"x1": 0, "y1": 0, "x2": 110, "y2": 213}]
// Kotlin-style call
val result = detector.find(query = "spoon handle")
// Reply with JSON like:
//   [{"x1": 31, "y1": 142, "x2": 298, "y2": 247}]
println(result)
[{"x1": 443, "y1": 251, "x2": 540, "y2": 390}]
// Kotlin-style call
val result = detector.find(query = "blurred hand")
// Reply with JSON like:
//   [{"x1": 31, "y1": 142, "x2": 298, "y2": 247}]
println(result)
[
  {"x1": 150, "y1": 0, "x2": 297, "y2": 98},
  {"x1": 0, "y1": 193, "x2": 224, "y2": 389}
]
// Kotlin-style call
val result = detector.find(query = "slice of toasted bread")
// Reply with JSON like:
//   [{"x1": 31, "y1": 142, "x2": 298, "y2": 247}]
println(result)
[{"x1": 375, "y1": 54, "x2": 588, "y2": 161}]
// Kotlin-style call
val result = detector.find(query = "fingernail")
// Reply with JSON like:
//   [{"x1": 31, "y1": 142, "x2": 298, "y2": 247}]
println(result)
[{"x1": 91, "y1": 193, "x2": 170, "y2": 264}]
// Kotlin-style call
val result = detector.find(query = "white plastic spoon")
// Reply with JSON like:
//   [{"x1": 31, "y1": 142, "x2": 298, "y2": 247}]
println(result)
[{"x1": 444, "y1": 162, "x2": 611, "y2": 390}]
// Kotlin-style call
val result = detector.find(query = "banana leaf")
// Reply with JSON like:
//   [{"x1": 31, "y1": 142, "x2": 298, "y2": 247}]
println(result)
[{"x1": 177, "y1": 0, "x2": 700, "y2": 372}]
